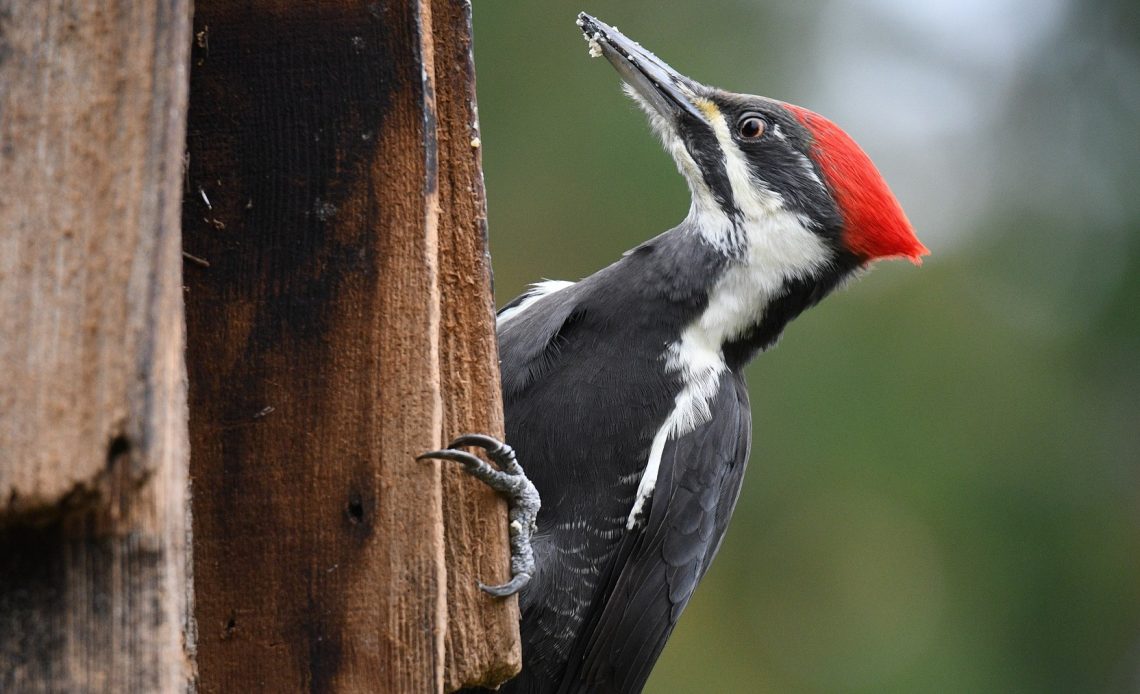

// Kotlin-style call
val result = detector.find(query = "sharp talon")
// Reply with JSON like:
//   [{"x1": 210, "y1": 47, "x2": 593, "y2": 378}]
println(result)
[
  {"x1": 416, "y1": 449, "x2": 483, "y2": 468},
  {"x1": 448, "y1": 433, "x2": 507, "y2": 452},
  {"x1": 419, "y1": 434, "x2": 538, "y2": 602},
  {"x1": 445, "y1": 434, "x2": 521, "y2": 477},
  {"x1": 479, "y1": 572, "x2": 531, "y2": 598}
]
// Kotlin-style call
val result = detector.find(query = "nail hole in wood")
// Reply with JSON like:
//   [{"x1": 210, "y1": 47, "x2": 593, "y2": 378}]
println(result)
[{"x1": 346, "y1": 496, "x2": 364, "y2": 524}]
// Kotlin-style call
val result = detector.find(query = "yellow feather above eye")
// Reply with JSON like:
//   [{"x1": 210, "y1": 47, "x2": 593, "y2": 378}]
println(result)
[{"x1": 693, "y1": 98, "x2": 721, "y2": 122}]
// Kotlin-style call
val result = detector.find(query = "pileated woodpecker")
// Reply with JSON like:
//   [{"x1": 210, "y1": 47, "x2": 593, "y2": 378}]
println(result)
[{"x1": 421, "y1": 13, "x2": 927, "y2": 693}]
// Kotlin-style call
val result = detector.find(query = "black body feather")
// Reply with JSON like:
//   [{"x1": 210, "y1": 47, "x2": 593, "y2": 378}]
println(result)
[{"x1": 464, "y1": 229, "x2": 768, "y2": 693}]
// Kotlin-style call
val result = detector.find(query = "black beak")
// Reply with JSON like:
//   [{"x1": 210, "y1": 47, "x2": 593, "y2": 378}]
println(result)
[{"x1": 577, "y1": 13, "x2": 708, "y2": 125}]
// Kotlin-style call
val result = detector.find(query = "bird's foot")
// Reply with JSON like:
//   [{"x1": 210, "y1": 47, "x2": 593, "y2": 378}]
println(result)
[{"x1": 418, "y1": 434, "x2": 540, "y2": 597}]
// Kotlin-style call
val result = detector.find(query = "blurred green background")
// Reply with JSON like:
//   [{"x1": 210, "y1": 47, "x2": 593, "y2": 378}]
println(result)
[{"x1": 470, "y1": 2, "x2": 1140, "y2": 692}]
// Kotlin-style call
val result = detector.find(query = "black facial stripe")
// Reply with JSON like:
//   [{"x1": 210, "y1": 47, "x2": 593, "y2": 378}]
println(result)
[
  {"x1": 707, "y1": 96, "x2": 845, "y2": 248},
  {"x1": 679, "y1": 123, "x2": 739, "y2": 220},
  {"x1": 764, "y1": 110, "x2": 840, "y2": 223}
]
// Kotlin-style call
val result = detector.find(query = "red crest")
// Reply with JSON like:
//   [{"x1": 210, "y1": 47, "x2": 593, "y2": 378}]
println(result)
[{"x1": 785, "y1": 104, "x2": 929, "y2": 264}]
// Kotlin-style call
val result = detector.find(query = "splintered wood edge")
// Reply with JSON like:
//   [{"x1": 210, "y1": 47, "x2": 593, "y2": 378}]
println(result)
[{"x1": 431, "y1": 0, "x2": 524, "y2": 690}]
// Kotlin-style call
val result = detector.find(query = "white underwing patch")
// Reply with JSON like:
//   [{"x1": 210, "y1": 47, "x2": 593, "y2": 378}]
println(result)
[
  {"x1": 497, "y1": 280, "x2": 576, "y2": 326},
  {"x1": 627, "y1": 424, "x2": 670, "y2": 529}
]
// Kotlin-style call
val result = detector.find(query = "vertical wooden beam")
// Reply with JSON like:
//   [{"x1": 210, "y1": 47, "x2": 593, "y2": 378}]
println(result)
[
  {"x1": 184, "y1": 1, "x2": 517, "y2": 690},
  {"x1": 432, "y1": 1, "x2": 523, "y2": 689},
  {"x1": 0, "y1": 0, "x2": 194, "y2": 691}
]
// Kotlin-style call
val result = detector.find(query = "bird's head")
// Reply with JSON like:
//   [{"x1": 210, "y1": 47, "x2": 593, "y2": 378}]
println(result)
[{"x1": 578, "y1": 14, "x2": 928, "y2": 274}]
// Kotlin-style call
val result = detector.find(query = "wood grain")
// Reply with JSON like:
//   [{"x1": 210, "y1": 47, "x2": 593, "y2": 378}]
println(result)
[
  {"x1": 431, "y1": 0, "x2": 523, "y2": 689},
  {"x1": 0, "y1": 0, "x2": 195, "y2": 691},
  {"x1": 185, "y1": 1, "x2": 517, "y2": 690}
]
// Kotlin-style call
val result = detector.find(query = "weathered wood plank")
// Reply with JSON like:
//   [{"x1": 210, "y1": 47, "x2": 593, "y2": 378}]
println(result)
[
  {"x1": 431, "y1": 1, "x2": 523, "y2": 690},
  {"x1": 0, "y1": 0, "x2": 195, "y2": 691},
  {"x1": 183, "y1": 1, "x2": 514, "y2": 690}
]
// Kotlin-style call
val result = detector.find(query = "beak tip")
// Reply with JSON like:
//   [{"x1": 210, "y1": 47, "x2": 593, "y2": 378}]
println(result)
[
  {"x1": 577, "y1": 13, "x2": 601, "y2": 38},
  {"x1": 574, "y1": 15, "x2": 705, "y2": 126}
]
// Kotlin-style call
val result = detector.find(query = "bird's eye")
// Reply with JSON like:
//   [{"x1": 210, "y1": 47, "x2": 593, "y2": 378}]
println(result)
[{"x1": 737, "y1": 114, "x2": 766, "y2": 140}]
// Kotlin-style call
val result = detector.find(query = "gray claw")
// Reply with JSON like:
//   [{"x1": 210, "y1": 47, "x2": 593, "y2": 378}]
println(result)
[
  {"x1": 419, "y1": 434, "x2": 540, "y2": 597},
  {"x1": 479, "y1": 572, "x2": 531, "y2": 597},
  {"x1": 417, "y1": 448, "x2": 483, "y2": 471}
]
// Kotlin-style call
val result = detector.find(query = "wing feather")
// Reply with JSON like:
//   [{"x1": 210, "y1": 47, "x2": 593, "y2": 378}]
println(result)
[{"x1": 556, "y1": 374, "x2": 752, "y2": 693}]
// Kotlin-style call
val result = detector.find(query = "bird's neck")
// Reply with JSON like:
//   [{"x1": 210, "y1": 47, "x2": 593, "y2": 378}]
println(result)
[{"x1": 674, "y1": 206, "x2": 854, "y2": 369}]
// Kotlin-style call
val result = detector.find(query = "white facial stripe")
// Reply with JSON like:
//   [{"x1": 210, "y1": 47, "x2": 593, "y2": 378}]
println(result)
[
  {"x1": 625, "y1": 99, "x2": 836, "y2": 531},
  {"x1": 794, "y1": 150, "x2": 824, "y2": 188},
  {"x1": 699, "y1": 209, "x2": 829, "y2": 344},
  {"x1": 696, "y1": 98, "x2": 784, "y2": 221},
  {"x1": 768, "y1": 124, "x2": 824, "y2": 190},
  {"x1": 691, "y1": 101, "x2": 832, "y2": 322},
  {"x1": 628, "y1": 230, "x2": 827, "y2": 533},
  {"x1": 627, "y1": 103, "x2": 837, "y2": 530}
]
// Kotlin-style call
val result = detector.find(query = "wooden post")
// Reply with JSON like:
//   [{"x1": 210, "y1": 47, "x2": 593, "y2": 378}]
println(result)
[
  {"x1": 432, "y1": 0, "x2": 525, "y2": 688},
  {"x1": 0, "y1": 1, "x2": 195, "y2": 692},
  {"x1": 183, "y1": 1, "x2": 520, "y2": 691}
]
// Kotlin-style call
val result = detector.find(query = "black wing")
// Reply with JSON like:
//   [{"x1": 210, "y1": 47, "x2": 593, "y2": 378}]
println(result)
[
  {"x1": 557, "y1": 372, "x2": 752, "y2": 693},
  {"x1": 496, "y1": 285, "x2": 585, "y2": 400},
  {"x1": 487, "y1": 280, "x2": 685, "y2": 693}
]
